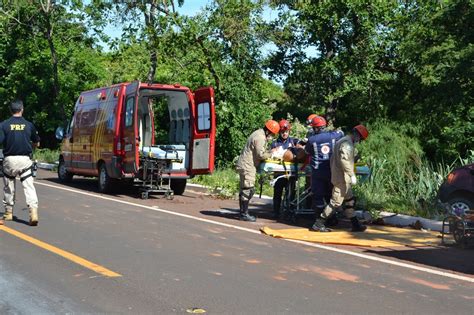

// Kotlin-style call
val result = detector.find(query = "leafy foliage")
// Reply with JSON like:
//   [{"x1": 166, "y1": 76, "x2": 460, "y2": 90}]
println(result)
[
  {"x1": 0, "y1": 1, "x2": 471, "y2": 218},
  {"x1": 266, "y1": 0, "x2": 473, "y2": 162}
]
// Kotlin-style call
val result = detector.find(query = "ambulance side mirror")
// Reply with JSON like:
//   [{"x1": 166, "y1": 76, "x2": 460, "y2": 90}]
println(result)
[{"x1": 55, "y1": 127, "x2": 64, "y2": 140}]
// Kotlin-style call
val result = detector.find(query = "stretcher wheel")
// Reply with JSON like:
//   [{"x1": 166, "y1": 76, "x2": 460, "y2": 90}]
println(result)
[
  {"x1": 288, "y1": 213, "x2": 297, "y2": 224},
  {"x1": 141, "y1": 192, "x2": 149, "y2": 200},
  {"x1": 452, "y1": 227, "x2": 465, "y2": 245},
  {"x1": 277, "y1": 211, "x2": 287, "y2": 222},
  {"x1": 279, "y1": 210, "x2": 295, "y2": 223},
  {"x1": 166, "y1": 192, "x2": 174, "y2": 200}
]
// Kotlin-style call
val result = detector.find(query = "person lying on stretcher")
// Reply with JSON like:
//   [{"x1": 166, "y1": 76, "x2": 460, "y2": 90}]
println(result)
[{"x1": 269, "y1": 120, "x2": 306, "y2": 219}]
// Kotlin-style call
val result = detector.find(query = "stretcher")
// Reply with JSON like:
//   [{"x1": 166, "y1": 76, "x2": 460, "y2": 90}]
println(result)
[
  {"x1": 259, "y1": 159, "x2": 313, "y2": 222},
  {"x1": 259, "y1": 159, "x2": 371, "y2": 222},
  {"x1": 138, "y1": 145, "x2": 185, "y2": 199},
  {"x1": 441, "y1": 210, "x2": 474, "y2": 247}
]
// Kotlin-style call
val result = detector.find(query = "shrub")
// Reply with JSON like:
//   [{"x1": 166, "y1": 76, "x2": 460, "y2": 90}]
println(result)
[
  {"x1": 33, "y1": 148, "x2": 59, "y2": 164},
  {"x1": 354, "y1": 121, "x2": 469, "y2": 218}
]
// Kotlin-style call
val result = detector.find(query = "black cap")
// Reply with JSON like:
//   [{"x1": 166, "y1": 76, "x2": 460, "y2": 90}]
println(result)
[{"x1": 10, "y1": 100, "x2": 24, "y2": 113}]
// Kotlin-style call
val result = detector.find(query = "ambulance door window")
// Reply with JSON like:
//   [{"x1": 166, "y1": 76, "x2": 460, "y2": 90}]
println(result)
[
  {"x1": 66, "y1": 112, "x2": 74, "y2": 135},
  {"x1": 197, "y1": 102, "x2": 210, "y2": 131},
  {"x1": 125, "y1": 97, "x2": 134, "y2": 127}
]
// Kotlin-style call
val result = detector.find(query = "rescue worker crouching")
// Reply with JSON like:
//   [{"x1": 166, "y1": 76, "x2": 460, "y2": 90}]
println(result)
[
  {"x1": 311, "y1": 124, "x2": 369, "y2": 233},
  {"x1": 270, "y1": 119, "x2": 301, "y2": 219},
  {"x1": 236, "y1": 120, "x2": 280, "y2": 222},
  {"x1": 0, "y1": 100, "x2": 41, "y2": 226},
  {"x1": 304, "y1": 116, "x2": 344, "y2": 222}
]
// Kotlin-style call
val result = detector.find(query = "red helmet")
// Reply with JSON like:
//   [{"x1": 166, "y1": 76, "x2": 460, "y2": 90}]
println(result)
[
  {"x1": 265, "y1": 119, "x2": 280, "y2": 135},
  {"x1": 353, "y1": 124, "x2": 369, "y2": 140},
  {"x1": 279, "y1": 119, "x2": 291, "y2": 132},
  {"x1": 306, "y1": 114, "x2": 317, "y2": 125},
  {"x1": 310, "y1": 116, "x2": 327, "y2": 128}
]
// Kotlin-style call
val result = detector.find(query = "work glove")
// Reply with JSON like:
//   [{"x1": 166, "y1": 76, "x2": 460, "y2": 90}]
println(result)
[
  {"x1": 271, "y1": 146, "x2": 285, "y2": 160},
  {"x1": 350, "y1": 175, "x2": 357, "y2": 185}
]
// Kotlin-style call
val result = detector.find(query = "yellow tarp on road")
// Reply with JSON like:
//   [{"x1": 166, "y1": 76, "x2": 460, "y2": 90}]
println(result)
[{"x1": 261, "y1": 225, "x2": 443, "y2": 247}]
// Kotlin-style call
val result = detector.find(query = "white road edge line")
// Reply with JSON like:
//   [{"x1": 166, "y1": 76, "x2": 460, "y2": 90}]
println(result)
[{"x1": 36, "y1": 181, "x2": 474, "y2": 283}]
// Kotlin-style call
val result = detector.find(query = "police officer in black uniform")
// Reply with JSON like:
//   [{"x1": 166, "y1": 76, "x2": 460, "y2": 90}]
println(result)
[{"x1": 0, "y1": 100, "x2": 40, "y2": 226}]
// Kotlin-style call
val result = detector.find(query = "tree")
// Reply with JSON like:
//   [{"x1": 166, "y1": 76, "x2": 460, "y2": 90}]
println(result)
[
  {"x1": 93, "y1": 0, "x2": 184, "y2": 82},
  {"x1": 170, "y1": 0, "x2": 282, "y2": 163},
  {"x1": 266, "y1": 0, "x2": 472, "y2": 162},
  {"x1": 0, "y1": 1, "x2": 107, "y2": 146}
]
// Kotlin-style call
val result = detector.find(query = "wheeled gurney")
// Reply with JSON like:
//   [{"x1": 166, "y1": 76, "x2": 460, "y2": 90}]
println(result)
[
  {"x1": 138, "y1": 145, "x2": 185, "y2": 199},
  {"x1": 259, "y1": 159, "x2": 371, "y2": 222},
  {"x1": 259, "y1": 159, "x2": 313, "y2": 222}
]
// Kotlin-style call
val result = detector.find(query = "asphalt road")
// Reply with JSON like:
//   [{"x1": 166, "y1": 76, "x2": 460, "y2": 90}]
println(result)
[{"x1": 0, "y1": 170, "x2": 473, "y2": 314}]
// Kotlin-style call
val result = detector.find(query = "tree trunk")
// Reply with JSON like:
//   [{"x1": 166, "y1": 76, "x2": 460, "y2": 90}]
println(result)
[
  {"x1": 147, "y1": 49, "x2": 157, "y2": 82},
  {"x1": 41, "y1": 2, "x2": 66, "y2": 124},
  {"x1": 197, "y1": 37, "x2": 221, "y2": 98},
  {"x1": 322, "y1": 32, "x2": 337, "y2": 126},
  {"x1": 144, "y1": 3, "x2": 158, "y2": 82}
]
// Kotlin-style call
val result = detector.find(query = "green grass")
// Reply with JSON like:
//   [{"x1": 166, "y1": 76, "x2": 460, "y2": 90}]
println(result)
[
  {"x1": 193, "y1": 158, "x2": 459, "y2": 219},
  {"x1": 353, "y1": 157, "x2": 457, "y2": 219},
  {"x1": 33, "y1": 148, "x2": 59, "y2": 164},
  {"x1": 191, "y1": 168, "x2": 241, "y2": 198},
  {"x1": 192, "y1": 122, "x2": 473, "y2": 220},
  {"x1": 191, "y1": 169, "x2": 277, "y2": 199},
  {"x1": 38, "y1": 121, "x2": 472, "y2": 221}
]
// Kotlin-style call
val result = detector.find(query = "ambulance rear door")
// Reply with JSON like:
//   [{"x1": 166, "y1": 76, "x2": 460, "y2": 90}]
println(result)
[
  {"x1": 190, "y1": 87, "x2": 216, "y2": 175},
  {"x1": 122, "y1": 81, "x2": 140, "y2": 174}
]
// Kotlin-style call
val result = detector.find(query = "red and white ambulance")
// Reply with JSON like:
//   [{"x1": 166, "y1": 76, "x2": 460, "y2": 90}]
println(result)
[{"x1": 56, "y1": 81, "x2": 216, "y2": 195}]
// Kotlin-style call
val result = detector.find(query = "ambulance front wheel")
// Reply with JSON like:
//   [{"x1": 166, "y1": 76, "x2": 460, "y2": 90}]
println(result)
[
  {"x1": 98, "y1": 163, "x2": 113, "y2": 193},
  {"x1": 58, "y1": 159, "x2": 73, "y2": 183}
]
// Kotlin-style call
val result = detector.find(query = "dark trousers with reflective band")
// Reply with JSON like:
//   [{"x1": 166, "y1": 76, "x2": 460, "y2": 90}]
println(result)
[
  {"x1": 273, "y1": 175, "x2": 296, "y2": 213},
  {"x1": 311, "y1": 170, "x2": 332, "y2": 216}
]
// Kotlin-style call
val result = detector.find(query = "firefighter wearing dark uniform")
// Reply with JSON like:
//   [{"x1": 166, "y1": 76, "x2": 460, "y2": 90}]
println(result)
[
  {"x1": 270, "y1": 119, "x2": 299, "y2": 219},
  {"x1": 0, "y1": 100, "x2": 40, "y2": 226},
  {"x1": 236, "y1": 120, "x2": 280, "y2": 222},
  {"x1": 305, "y1": 116, "x2": 344, "y2": 218}
]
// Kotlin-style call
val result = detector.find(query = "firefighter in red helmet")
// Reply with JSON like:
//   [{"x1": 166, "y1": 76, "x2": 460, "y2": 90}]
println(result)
[
  {"x1": 269, "y1": 119, "x2": 301, "y2": 219},
  {"x1": 311, "y1": 124, "x2": 369, "y2": 232},
  {"x1": 305, "y1": 116, "x2": 344, "y2": 222},
  {"x1": 236, "y1": 120, "x2": 280, "y2": 222}
]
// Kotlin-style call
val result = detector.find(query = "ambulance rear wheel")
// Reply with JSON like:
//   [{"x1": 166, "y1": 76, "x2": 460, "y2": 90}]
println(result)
[
  {"x1": 170, "y1": 179, "x2": 187, "y2": 195},
  {"x1": 58, "y1": 159, "x2": 73, "y2": 182},
  {"x1": 98, "y1": 163, "x2": 112, "y2": 193}
]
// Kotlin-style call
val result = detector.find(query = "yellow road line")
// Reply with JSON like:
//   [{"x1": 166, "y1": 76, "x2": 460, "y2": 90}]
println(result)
[{"x1": 0, "y1": 225, "x2": 121, "y2": 278}]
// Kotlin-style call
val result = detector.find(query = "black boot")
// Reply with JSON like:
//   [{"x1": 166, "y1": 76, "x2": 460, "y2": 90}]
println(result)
[
  {"x1": 310, "y1": 218, "x2": 331, "y2": 232},
  {"x1": 326, "y1": 214, "x2": 339, "y2": 227},
  {"x1": 240, "y1": 200, "x2": 256, "y2": 222},
  {"x1": 351, "y1": 216, "x2": 367, "y2": 232},
  {"x1": 272, "y1": 201, "x2": 280, "y2": 220}
]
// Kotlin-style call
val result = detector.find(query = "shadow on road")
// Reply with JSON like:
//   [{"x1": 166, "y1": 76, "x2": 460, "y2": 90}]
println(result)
[
  {"x1": 11, "y1": 216, "x2": 30, "y2": 226},
  {"x1": 200, "y1": 209, "x2": 241, "y2": 220},
  {"x1": 200, "y1": 203, "x2": 316, "y2": 228},
  {"x1": 365, "y1": 246, "x2": 474, "y2": 275}
]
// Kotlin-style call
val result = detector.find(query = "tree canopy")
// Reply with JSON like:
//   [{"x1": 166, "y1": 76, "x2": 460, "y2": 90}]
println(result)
[{"x1": 0, "y1": 0, "x2": 471, "y2": 163}]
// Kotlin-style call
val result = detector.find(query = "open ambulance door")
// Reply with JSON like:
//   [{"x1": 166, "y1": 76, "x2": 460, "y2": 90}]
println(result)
[
  {"x1": 122, "y1": 81, "x2": 140, "y2": 173},
  {"x1": 190, "y1": 87, "x2": 216, "y2": 175}
]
